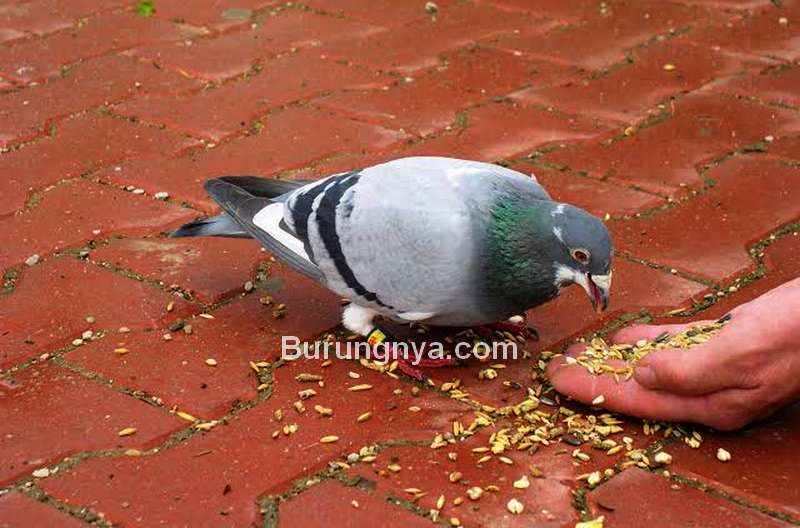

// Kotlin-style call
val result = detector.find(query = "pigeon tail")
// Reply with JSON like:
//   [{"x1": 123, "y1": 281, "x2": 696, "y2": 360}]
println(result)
[
  {"x1": 171, "y1": 176, "x2": 312, "y2": 239},
  {"x1": 171, "y1": 214, "x2": 250, "y2": 238}
]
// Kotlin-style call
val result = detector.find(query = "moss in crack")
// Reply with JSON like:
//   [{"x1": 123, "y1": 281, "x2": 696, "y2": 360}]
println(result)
[
  {"x1": 17, "y1": 484, "x2": 114, "y2": 527},
  {"x1": 53, "y1": 354, "x2": 170, "y2": 410},
  {"x1": 385, "y1": 495, "x2": 432, "y2": 519},
  {"x1": 698, "y1": 141, "x2": 771, "y2": 181},
  {"x1": 572, "y1": 486, "x2": 592, "y2": 521},
  {"x1": 615, "y1": 252, "x2": 716, "y2": 288},
  {"x1": 2, "y1": 266, "x2": 20, "y2": 296},
  {"x1": 84, "y1": 254, "x2": 198, "y2": 303},
  {"x1": 667, "y1": 473, "x2": 800, "y2": 525},
  {"x1": 525, "y1": 143, "x2": 562, "y2": 160},
  {"x1": 0, "y1": 338, "x2": 93, "y2": 381},
  {"x1": 260, "y1": 497, "x2": 279, "y2": 528},
  {"x1": 452, "y1": 111, "x2": 469, "y2": 130}
]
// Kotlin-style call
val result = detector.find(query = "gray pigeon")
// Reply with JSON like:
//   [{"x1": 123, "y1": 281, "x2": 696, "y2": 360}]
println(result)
[{"x1": 173, "y1": 157, "x2": 612, "y2": 373}]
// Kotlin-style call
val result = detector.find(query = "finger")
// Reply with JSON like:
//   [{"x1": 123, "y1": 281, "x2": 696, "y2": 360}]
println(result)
[
  {"x1": 610, "y1": 321, "x2": 715, "y2": 345},
  {"x1": 547, "y1": 358, "x2": 714, "y2": 424},
  {"x1": 634, "y1": 342, "x2": 735, "y2": 396}
]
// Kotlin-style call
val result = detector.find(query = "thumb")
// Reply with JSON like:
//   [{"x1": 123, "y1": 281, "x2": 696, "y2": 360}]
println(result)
[{"x1": 634, "y1": 340, "x2": 732, "y2": 396}]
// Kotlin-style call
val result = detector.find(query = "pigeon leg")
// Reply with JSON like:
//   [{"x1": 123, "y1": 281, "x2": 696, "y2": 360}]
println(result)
[
  {"x1": 476, "y1": 318, "x2": 539, "y2": 340},
  {"x1": 383, "y1": 342, "x2": 460, "y2": 381}
]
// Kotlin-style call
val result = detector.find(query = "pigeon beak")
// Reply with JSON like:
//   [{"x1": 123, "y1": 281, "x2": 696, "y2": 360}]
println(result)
[{"x1": 579, "y1": 272, "x2": 611, "y2": 313}]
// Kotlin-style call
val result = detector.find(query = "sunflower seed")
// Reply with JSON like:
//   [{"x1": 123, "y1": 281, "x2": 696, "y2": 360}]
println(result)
[
  {"x1": 513, "y1": 475, "x2": 530, "y2": 489},
  {"x1": 507, "y1": 498, "x2": 524, "y2": 514},
  {"x1": 466, "y1": 487, "x2": 483, "y2": 500},
  {"x1": 654, "y1": 451, "x2": 673, "y2": 465}
]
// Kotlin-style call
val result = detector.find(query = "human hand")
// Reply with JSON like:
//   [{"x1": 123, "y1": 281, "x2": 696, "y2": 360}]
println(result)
[{"x1": 547, "y1": 278, "x2": 800, "y2": 430}]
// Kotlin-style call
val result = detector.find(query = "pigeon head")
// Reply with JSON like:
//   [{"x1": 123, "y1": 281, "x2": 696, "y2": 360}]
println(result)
[
  {"x1": 486, "y1": 200, "x2": 612, "y2": 314},
  {"x1": 548, "y1": 203, "x2": 613, "y2": 313}
]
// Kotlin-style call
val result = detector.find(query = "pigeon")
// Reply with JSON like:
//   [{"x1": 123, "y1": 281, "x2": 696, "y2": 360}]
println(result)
[{"x1": 172, "y1": 156, "x2": 613, "y2": 377}]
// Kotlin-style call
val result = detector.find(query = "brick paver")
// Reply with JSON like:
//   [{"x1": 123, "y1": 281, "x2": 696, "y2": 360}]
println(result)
[{"x1": 1, "y1": 1, "x2": 799, "y2": 526}]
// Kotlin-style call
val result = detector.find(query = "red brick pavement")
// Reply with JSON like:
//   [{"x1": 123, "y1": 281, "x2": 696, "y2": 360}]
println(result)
[{"x1": 0, "y1": 1, "x2": 799, "y2": 526}]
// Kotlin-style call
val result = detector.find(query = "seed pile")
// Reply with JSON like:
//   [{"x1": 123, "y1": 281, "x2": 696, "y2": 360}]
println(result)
[
  {"x1": 223, "y1": 314, "x2": 730, "y2": 526},
  {"x1": 564, "y1": 319, "x2": 729, "y2": 381}
]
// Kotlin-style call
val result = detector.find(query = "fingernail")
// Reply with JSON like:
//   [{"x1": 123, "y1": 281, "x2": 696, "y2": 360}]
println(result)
[{"x1": 635, "y1": 365, "x2": 658, "y2": 388}]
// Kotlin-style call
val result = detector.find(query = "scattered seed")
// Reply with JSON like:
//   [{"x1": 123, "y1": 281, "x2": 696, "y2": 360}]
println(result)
[
  {"x1": 198, "y1": 313, "x2": 214, "y2": 319},
  {"x1": 348, "y1": 384, "x2": 373, "y2": 391},
  {"x1": 507, "y1": 498, "x2": 524, "y2": 514},
  {"x1": 576, "y1": 516, "x2": 605, "y2": 528},
  {"x1": 119, "y1": 326, "x2": 131, "y2": 333},
  {"x1": 298, "y1": 389, "x2": 317, "y2": 400},
  {"x1": 205, "y1": 358, "x2": 218, "y2": 366},
  {"x1": 296, "y1": 373, "x2": 323, "y2": 382},
  {"x1": 654, "y1": 451, "x2": 673, "y2": 465},
  {"x1": 166, "y1": 301, "x2": 175, "y2": 312},
  {"x1": 177, "y1": 411, "x2": 198, "y2": 422},
  {"x1": 320, "y1": 435, "x2": 339, "y2": 444},
  {"x1": 716, "y1": 448, "x2": 731, "y2": 462},
  {"x1": 243, "y1": 281, "x2": 254, "y2": 292},
  {"x1": 117, "y1": 427, "x2": 137, "y2": 437},
  {"x1": 466, "y1": 487, "x2": 483, "y2": 500},
  {"x1": 32, "y1": 468, "x2": 50, "y2": 478},
  {"x1": 25, "y1": 254, "x2": 41, "y2": 267},
  {"x1": 387, "y1": 463, "x2": 402, "y2": 472},
  {"x1": 591, "y1": 394, "x2": 605, "y2": 406},
  {"x1": 114, "y1": 347, "x2": 129, "y2": 355},
  {"x1": 195, "y1": 421, "x2": 217, "y2": 431},
  {"x1": 448, "y1": 471, "x2": 463, "y2": 483},
  {"x1": 513, "y1": 475, "x2": 530, "y2": 489},
  {"x1": 314, "y1": 404, "x2": 333, "y2": 417}
]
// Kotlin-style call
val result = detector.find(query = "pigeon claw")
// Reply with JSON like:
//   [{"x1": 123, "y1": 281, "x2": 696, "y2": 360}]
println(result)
[
  {"x1": 476, "y1": 319, "x2": 537, "y2": 340},
  {"x1": 384, "y1": 343, "x2": 461, "y2": 381}
]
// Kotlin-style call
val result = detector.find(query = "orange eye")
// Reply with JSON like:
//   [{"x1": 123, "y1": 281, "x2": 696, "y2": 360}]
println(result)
[{"x1": 571, "y1": 248, "x2": 590, "y2": 264}]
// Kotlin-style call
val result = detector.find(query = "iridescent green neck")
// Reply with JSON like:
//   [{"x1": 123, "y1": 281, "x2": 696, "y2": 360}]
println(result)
[{"x1": 484, "y1": 200, "x2": 558, "y2": 308}]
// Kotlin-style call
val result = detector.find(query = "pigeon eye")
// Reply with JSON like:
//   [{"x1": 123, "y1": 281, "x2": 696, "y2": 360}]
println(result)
[{"x1": 571, "y1": 248, "x2": 590, "y2": 264}]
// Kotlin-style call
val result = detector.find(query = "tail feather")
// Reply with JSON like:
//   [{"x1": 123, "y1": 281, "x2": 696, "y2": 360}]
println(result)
[
  {"x1": 171, "y1": 214, "x2": 250, "y2": 238},
  {"x1": 214, "y1": 176, "x2": 312, "y2": 201},
  {"x1": 172, "y1": 176, "x2": 312, "y2": 239}
]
